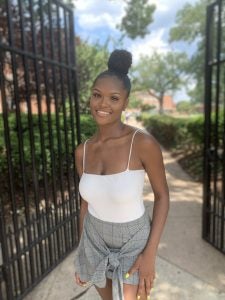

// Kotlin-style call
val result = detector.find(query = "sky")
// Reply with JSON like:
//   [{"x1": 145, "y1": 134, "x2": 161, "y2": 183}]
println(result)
[{"x1": 72, "y1": 0, "x2": 199, "y2": 102}]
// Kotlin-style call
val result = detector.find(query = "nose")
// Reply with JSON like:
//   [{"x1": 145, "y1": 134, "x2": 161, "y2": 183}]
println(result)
[{"x1": 99, "y1": 95, "x2": 110, "y2": 107}]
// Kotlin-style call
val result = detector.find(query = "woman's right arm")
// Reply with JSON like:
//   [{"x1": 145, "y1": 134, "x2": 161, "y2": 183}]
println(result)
[
  {"x1": 74, "y1": 143, "x2": 89, "y2": 286},
  {"x1": 75, "y1": 143, "x2": 88, "y2": 241}
]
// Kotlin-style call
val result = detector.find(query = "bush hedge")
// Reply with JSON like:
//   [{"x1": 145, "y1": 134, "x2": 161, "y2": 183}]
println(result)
[
  {"x1": 0, "y1": 113, "x2": 96, "y2": 203},
  {"x1": 0, "y1": 113, "x2": 96, "y2": 174},
  {"x1": 141, "y1": 112, "x2": 223, "y2": 149},
  {"x1": 139, "y1": 112, "x2": 224, "y2": 181}
]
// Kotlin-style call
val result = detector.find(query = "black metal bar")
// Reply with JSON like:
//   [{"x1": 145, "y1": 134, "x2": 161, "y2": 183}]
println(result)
[
  {"x1": 38, "y1": 0, "x2": 55, "y2": 268},
  {"x1": 203, "y1": 0, "x2": 225, "y2": 254},
  {"x1": 203, "y1": 3, "x2": 213, "y2": 240},
  {"x1": 64, "y1": 9, "x2": 77, "y2": 247},
  {"x1": 20, "y1": 219, "x2": 30, "y2": 289},
  {"x1": 0, "y1": 197, "x2": 14, "y2": 299},
  {"x1": 47, "y1": 0, "x2": 63, "y2": 261},
  {"x1": 28, "y1": 0, "x2": 47, "y2": 278},
  {"x1": 31, "y1": 213, "x2": 41, "y2": 278},
  {"x1": 8, "y1": 226, "x2": 18, "y2": 297},
  {"x1": 70, "y1": 10, "x2": 81, "y2": 146},
  {"x1": 6, "y1": 0, "x2": 28, "y2": 293},
  {"x1": 69, "y1": 9, "x2": 82, "y2": 242},
  {"x1": 221, "y1": 65, "x2": 225, "y2": 251},
  {"x1": 211, "y1": 0, "x2": 223, "y2": 249},
  {"x1": 18, "y1": 0, "x2": 37, "y2": 287},
  {"x1": 48, "y1": 1, "x2": 67, "y2": 258},
  {"x1": 219, "y1": 0, "x2": 225, "y2": 252},
  {"x1": 56, "y1": 3, "x2": 70, "y2": 253},
  {"x1": 0, "y1": 42, "x2": 76, "y2": 72}
]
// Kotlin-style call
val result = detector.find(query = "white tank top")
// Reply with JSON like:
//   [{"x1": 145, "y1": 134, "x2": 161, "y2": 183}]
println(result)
[{"x1": 78, "y1": 129, "x2": 146, "y2": 222}]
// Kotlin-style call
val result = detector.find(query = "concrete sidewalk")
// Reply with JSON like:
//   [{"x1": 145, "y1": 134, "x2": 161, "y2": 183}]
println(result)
[{"x1": 25, "y1": 117, "x2": 225, "y2": 300}]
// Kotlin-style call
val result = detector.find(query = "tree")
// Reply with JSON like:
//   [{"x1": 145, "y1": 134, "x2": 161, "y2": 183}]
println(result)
[
  {"x1": 176, "y1": 100, "x2": 194, "y2": 113},
  {"x1": 75, "y1": 38, "x2": 109, "y2": 113},
  {"x1": 133, "y1": 51, "x2": 188, "y2": 114},
  {"x1": 0, "y1": 0, "x2": 73, "y2": 109},
  {"x1": 117, "y1": 0, "x2": 156, "y2": 39},
  {"x1": 169, "y1": 0, "x2": 211, "y2": 103}
]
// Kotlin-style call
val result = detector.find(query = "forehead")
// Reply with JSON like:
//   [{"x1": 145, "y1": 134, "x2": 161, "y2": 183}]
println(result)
[{"x1": 93, "y1": 75, "x2": 125, "y2": 92}]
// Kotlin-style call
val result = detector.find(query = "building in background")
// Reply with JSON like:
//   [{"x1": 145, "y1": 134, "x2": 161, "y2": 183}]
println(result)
[{"x1": 134, "y1": 90, "x2": 176, "y2": 113}]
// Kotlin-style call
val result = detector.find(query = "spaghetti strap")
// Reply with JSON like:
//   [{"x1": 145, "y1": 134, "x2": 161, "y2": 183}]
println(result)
[
  {"x1": 127, "y1": 129, "x2": 140, "y2": 170},
  {"x1": 82, "y1": 139, "x2": 89, "y2": 173}
]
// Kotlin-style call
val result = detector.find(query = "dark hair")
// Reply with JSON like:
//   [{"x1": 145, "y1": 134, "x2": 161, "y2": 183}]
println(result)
[{"x1": 93, "y1": 49, "x2": 132, "y2": 96}]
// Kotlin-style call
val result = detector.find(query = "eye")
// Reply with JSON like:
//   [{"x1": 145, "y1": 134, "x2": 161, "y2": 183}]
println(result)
[
  {"x1": 92, "y1": 92, "x2": 101, "y2": 99},
  {"x1": 111, "y1": 96, "x2": 119, "y2": 102}
]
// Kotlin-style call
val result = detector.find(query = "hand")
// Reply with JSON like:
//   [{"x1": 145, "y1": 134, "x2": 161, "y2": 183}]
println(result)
[
  {"x1": 126, "y1": 252, "x2": 156, "y2": 299},
  {"x1": 75, "y1": 272, "x2": 88, "y2": 287}
]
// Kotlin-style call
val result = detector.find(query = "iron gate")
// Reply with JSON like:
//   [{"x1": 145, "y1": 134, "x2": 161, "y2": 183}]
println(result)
[
  {"x1": 0, "y1": 0, "x2": 81, "y2": 299},
  {"x1": 203, "y1": 0, "x2": 225, "y2": 254}
]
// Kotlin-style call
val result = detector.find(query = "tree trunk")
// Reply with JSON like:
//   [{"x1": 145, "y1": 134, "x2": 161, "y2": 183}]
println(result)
[{"x1": 159, "y1": 92, "x2": 164, "y2": 114}]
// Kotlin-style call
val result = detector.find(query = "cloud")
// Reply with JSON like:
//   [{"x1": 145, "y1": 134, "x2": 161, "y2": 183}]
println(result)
[
  {"x1": 78, "y1": 12, "x2": 117, "y2": 30},
  {"x1": 128, "y1": 28, "x2": 170, "y2": 63},
  {"x1": 150, "y1": 0, "x2": 169, "y2": 12},
  {"x1": 74, "y1": 0, "x2": 125, "y2": 32}
]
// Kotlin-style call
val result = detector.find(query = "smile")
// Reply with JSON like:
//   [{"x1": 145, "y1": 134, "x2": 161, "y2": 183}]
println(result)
[{"x1": 96, "y1": 110, "x2": 112, "y2": 116}]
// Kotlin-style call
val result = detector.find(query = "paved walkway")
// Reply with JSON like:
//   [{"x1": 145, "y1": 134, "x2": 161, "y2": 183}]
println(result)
[{"x1": 25, "y1": 116, "x2": 225, "y2": 300}]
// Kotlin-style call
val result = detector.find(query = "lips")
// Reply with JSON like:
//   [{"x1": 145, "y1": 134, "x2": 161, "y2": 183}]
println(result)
[{"x1": 96, "y1": 110, "x2": 112, "y2": 117}]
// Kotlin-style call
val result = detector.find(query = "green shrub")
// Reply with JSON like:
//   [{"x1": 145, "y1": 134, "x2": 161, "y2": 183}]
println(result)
[
  {"x1": 0, "y1": 112, "x2": 96, "y2": 182},
  {"x1": 80, "y1": 114, "x2": 97, "y2": 142},
  {"x1": 141, "y1": 114, "x2": 189, "y2": 148},
  {"x1": 139, "y1": 111, "x2": 224, "y2": 181},
  {"x1": 140, "y1": 103, "x2": 156, "y2": 112}
]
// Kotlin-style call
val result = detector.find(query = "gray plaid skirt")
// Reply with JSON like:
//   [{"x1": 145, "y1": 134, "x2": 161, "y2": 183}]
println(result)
[{"x1": 74, "y1": 208, "x2": 151, "y2": 300}]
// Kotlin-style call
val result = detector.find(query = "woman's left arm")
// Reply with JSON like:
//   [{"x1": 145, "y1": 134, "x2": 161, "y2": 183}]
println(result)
[
  {"x1": 140, "y1": 133, "x2": 170, "y2": 256},
  {"x1": 126, "y1": 132, "x2": 170, "y2": 298}
]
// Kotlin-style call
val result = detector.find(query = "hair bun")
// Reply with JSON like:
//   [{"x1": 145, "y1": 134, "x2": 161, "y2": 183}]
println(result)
[{"x1": 107, "y1": 49, "x2": 132, "y2": 75}]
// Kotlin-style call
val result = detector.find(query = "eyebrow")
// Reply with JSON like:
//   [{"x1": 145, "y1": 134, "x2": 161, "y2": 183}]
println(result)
[{"x1": 92, "y1": 88, "x2": 121, "y2": 95}]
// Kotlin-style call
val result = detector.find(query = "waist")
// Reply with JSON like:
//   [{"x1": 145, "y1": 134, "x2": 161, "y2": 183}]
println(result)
[
  {"x1": 87, "y1": 206, "x2": 148, "y2": 225},
  {"x1": 87, "y1": 201, "x2": 145, "y2": 223}
]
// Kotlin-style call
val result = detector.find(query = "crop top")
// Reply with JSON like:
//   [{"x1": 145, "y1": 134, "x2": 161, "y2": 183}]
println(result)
[{"x1": 78, "y1": 129, "x2": 146, "y2": 222}]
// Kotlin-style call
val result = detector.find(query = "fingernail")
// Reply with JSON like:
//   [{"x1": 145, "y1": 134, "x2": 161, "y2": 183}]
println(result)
[
  {"x1": 124, "y1": 272, "x2": 130, "y2": 279},
  {"x1": 137, "y1": 296, "x2": 140, "y2": 300},
  {"x1": 147, "y1": 296, "x2": 150, "y2": 300}
]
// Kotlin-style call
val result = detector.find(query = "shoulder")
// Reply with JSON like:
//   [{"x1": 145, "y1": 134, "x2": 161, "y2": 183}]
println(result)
[
  {"x1": 134, "y1": 128, "x2": 162, "y2": 158},
  {"x1": 135, "y1": 128, "x2": 160, "y2": 147},
  {"x1": 75, "y1": 143, "x2": 86, "y2": 169},
  {"x1": 75, "y1": 142, "x2": 84, "y2": 160}
]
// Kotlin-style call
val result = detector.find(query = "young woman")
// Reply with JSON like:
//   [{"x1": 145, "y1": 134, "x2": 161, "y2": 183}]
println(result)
[{"x1": 74, "y1": 49, "x2": 169, "y2": 300}]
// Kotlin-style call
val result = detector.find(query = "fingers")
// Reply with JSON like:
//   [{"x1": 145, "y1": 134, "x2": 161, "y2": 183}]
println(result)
[
  {"x1": 74, "y1": 272, "x2": 88, "y2": 287},
  {"x1": 145, "y1": 279, "x2": 151, "y2": 297},
  {"x1": 137, "y1": 276, "x2": 155, "y2": 299},
  {"x1": 136, "y1": 277, "x2": 145, "y2": 299}
]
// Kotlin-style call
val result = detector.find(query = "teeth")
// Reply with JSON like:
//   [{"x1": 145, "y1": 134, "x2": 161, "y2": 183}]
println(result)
[{"x1": 97, "y1": 110, "x2": 110, "y2": 115}]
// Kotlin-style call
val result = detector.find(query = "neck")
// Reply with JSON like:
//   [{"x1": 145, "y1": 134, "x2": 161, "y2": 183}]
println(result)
[{"x1": 96, "y1": 121, "x2": 126, "y2": 142}]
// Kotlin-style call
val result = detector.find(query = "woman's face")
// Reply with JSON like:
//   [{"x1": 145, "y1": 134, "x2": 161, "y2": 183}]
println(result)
[{"x1": 90, "y1": 76, "x2": 129, "y2": 125}]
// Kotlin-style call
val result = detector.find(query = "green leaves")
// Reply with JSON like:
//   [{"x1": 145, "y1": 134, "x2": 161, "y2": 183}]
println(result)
[
  {"x1": 117, "y1": 0, "x2": 156, "y2": 39},
  {"x1": 133, "y1": 51, "x2": 188, "y2": 113},
  {"x1": 169, "y1": 0, "x2": 211, "y2": 103},
  {"x1": 76, "y1": 39, "x2": 109, "y2": 113},
  {"x1": 169, "y1": 2, "x2": 206, "y2": 43}
]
